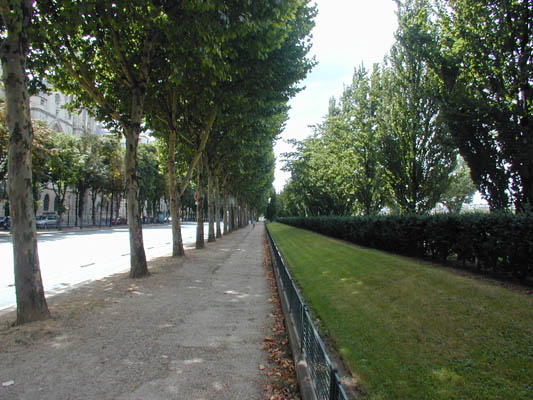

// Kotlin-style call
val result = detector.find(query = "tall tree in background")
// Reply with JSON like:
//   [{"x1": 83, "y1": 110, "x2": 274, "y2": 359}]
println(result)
[
  {"x1": 45, "y1": 131, "x2": 77, "y2": 227},
  {"x1": 377, "y1": 4, "x2": 456, "y2": 214},
  {"x1": 100, "y1": 135, "x2": 125, "y2": 225},
  {"x1": 441, "y1": 156, "x2": 477, "y2": 213},
  {"x1": 72, "y1": 133, "x2": 107, "y2": 228},
  {"x1": 0, "y1": 0, "x2": 49, "y2": 324},
  {"x1": 137, "y1": 143, "x2": 166, "y2": 222},
  {"x1": 399, "y1": 0, "x2": 532, "y2": 211},
  {"x1": 339, "y1": 64, "x2": 388, "y2": 215},
  {"x1": 265, "y1": 189, "x2": 277, "y2": 221},
  {"x1": 438, "y1": 0, "x2": 532, "y2": 211}
]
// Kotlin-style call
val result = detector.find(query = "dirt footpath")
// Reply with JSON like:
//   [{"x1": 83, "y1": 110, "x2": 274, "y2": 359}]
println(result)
[{"x1": 0, "y1": 223, "x2": 273, "y2": 400}]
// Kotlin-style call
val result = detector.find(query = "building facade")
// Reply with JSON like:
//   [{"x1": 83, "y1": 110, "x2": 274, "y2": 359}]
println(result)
[{"x1": 29, "y1": 92, "x2": 99, "y2": 136}]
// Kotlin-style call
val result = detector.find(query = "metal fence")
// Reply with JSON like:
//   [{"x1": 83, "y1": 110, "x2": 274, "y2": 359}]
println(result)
[{"x1": 266, "y1": 227, "x2": 349, "y2": 400}]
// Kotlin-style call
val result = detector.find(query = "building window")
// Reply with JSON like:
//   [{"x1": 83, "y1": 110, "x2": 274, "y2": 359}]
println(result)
[
  {"x1": 43, "y1": 194, "x2": 50, "y2": 211},
  {"x1": 54, "y1": 196, "x2": 60, "y2": 212},
  {"x1": 40, "y1": 98, "x2": 46, "y2": 106},
  {"x1": 55, "y1": 94, "x2": 60, "y2": 104}
]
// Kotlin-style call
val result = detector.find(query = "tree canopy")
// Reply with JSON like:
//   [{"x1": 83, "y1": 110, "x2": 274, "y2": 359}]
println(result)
[{"x1": 397, "y1": 0, "x2": 532, "y2": 211}]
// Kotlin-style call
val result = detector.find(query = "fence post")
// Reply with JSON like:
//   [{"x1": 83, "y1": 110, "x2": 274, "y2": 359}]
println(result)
[
  {"x1": 329, "y1": 367, "x2": 339, "y2": 400},
  {"x1": 301, "y1": 305, "x2": 308, "y2": 354}
]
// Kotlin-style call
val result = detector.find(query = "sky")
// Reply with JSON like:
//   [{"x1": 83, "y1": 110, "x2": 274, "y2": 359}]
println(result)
[{"x1": 273, "y1": 0, "x2": 398, "y2": 192}]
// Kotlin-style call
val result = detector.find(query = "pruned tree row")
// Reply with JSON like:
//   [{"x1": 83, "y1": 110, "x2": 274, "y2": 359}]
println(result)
[{"x1": 1, "y1": 0, "x2": 316, "y2": 324}]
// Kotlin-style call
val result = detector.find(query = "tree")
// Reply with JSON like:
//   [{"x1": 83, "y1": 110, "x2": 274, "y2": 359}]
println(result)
[
  {"x1": 137, "y1": 143, "x2": 166, "y2": 222},
  {"x1": 145, "y1": 0, "x2": 316, "y2": 252},
  {"x1": 31, "y1": 120, "x2": 54, "y2": 210},
  {"x1": 0, "y1": 98, "x2": 8, "y2": 186},
  {"x1": 282, "y1": 133, "x2": 344, "y2": 216},
  {"x1": 84, "y1": 135, "x2": 108, "y2": 226},
  {"x1": 265, "y1": 189, "x2": 277, "y2": 221},
  {"x1": 377, "y1": 5, "x2": 457, "y2": 214},
  {"x1": 439, "y1": 0, "x2": 532, "y2": 211},
  {"x1": 281, "y1": 72, "x2": 388, "y2": 218},
  {"x1": 45, "y1": 131, "x2": 77, "y2": 227},
  {"x1": 36, "y1": 1, "x2": 175, "y2": 277},
  {"x1": 71, "y1": 133, "x2": 107, "y2": 228},
  {"x1": 441, "y1": 156, "x2": 477, "y2": 213},
  {"x1": 99, "y1": 135, "x2": 125, "y2": 225},
  {"x1": 337, "y1": 64, "x2": 389, "y2": 215},
  {"x1": 399, "y1": 0, "x2": 532, "y2": 211},
  {"x1": 0, "y1": 0, "x2": 49, "y2": 324}
]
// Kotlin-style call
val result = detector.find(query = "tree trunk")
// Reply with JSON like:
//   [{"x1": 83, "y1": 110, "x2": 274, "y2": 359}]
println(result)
[
  {"x1": 91, "y1": 189, "x2": 97, "y2": 226},
  {"x1": 1, "y1": 0, "x2": 49, "y2": 324},
  {"x1": 125, "y1": 121, "x2": 148, "y2": 278},
  {"x1": 99, "y1": 197, "x2": 104, "y2": 227},
  {"x1": 196, "y1": 158, "x2": 205, "y2": 249},
  {"x1": 74, "y1": 191, "x2": 79, "y2": 227},
  {"x1": 215, "y1": 177, "x2": 222, "y2": 239},
  {"x1": 53, "y1": 185, "x2": 66, "y2": 229},
  {"x1": 167, "y1": 129, "x2": 184, "y2": 256},
  {"x1": 207, "y1": 166, "x2": 215, "y2": 243},
  {"x1": 230, "y1": 202, "x2": 235, "y2": 232},
  {"x1": 78, "y1": 187, "x2": 86, "y2": 229},
  {"x1": 223, "y1": 194, "x2": 228, "y2": 235},
  {"x1": 109, "y1": 191, "x2": 114, "y2": 226}
]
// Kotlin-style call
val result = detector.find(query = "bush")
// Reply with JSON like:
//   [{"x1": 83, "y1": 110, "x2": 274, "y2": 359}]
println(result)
[{"x1": 277, "y1": 213, "x2": 533, "y2": 280}]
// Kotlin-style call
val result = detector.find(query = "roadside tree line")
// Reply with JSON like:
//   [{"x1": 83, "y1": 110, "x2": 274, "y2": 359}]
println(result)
[
  {"x1": 0, "y1": 0, "x2": 315, "y2": 324},
  {"x1": 274, "y1": 0, "x2": 530, "y2": 218},
  {"x1": 0, "y1": 113, "x2": 179, "y2": 227}
]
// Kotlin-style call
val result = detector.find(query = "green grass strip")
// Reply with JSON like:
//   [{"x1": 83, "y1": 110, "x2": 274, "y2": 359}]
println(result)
[{"x1": 268, "y1": 222, "x2": 533, "y2": 400}]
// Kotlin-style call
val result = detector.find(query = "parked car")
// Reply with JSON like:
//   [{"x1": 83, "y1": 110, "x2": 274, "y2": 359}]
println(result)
[
  {"x1": 111, "y1": 217, "x2": 127, "y2": 226},
  {"x1": 36, "y1": 214, "x2": 60, "y2": 229},
  {"x1": 0, "y1": 216, "x2": 10, "y2": 230}
]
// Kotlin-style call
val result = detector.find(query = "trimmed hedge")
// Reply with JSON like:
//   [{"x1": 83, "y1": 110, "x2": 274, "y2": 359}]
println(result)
[{"x1": 277, "y1": 213, "x2": 533, "y2": 280}]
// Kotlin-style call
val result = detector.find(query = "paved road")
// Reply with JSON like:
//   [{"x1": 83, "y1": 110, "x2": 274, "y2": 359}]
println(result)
[{"x1": 0, "y1": 222, "x2": 213, "y2": 312}]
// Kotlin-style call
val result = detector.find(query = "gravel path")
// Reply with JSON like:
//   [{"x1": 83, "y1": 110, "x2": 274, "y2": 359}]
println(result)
[{"x1": 0, "y1": 222, "x2": 272, "y2": 399}]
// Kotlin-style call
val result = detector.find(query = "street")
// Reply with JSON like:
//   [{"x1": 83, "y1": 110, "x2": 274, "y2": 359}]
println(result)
[{"x1": 0, "y1": 222, "x2": 213, "y2": 312}]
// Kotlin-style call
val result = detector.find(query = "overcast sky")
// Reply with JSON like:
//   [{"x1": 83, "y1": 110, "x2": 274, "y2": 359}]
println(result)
[{"x1": 273, "y1": 0, "x2": 398, "y2": 192}]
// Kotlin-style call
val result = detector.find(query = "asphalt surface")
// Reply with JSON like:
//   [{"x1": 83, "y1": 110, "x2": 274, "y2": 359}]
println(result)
[
  {"x1": 0, "y1": 223, "x2": 212, "y2": 312},
  {"x1": 0, "y1": 222, "x2": 272, "y2": 399}
]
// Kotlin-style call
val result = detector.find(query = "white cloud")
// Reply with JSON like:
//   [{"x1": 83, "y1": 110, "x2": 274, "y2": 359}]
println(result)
[{"x1": 273, "y1": 0, "x2": 398, "y2": 192}]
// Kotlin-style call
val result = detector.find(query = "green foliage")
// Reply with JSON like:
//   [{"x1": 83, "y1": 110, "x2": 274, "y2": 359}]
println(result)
[
  {"x1": 341, "y1": 65, "x2": 389, "y2": 215},
  {"x1": 441, "y1": 156, "x2": 477, "y2": 213},
  {"x1": 277, "y1": 213, "x2": 533, "y2": 280},
  {"x1": 44, "y1": 131, "x2": 78, "y2": 215},
  {"x1": 99, "y1": 135, "x2": 125, "y2": 198},
  {"x1": 377, "y1": 3, "x2": 457, "y2": 214},
  {"x1": 265, "y1": 189, "x2": 277, "y2": 221},
  {"x1": 138, "y1": 143, "x2": 166, "y2": 217},
  {"x1": 281, "y1": 25, "x2": 457, "y2": 216},
  {"x1": 399, "y1": 0, "x2": 533, "y2": 211},
  {"x1": 142, "y1": 0, "x2": 316, "y2": 222}
]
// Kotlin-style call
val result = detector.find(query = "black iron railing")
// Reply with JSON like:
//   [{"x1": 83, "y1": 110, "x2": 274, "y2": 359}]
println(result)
[{"x1": 266, "y1": 227, "x2": 349, "y2": 400}]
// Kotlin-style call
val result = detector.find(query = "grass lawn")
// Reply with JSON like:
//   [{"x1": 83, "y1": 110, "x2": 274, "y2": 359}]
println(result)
[{"x1": 267, "y1": 222, "x2": 533, "y2": 400}]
